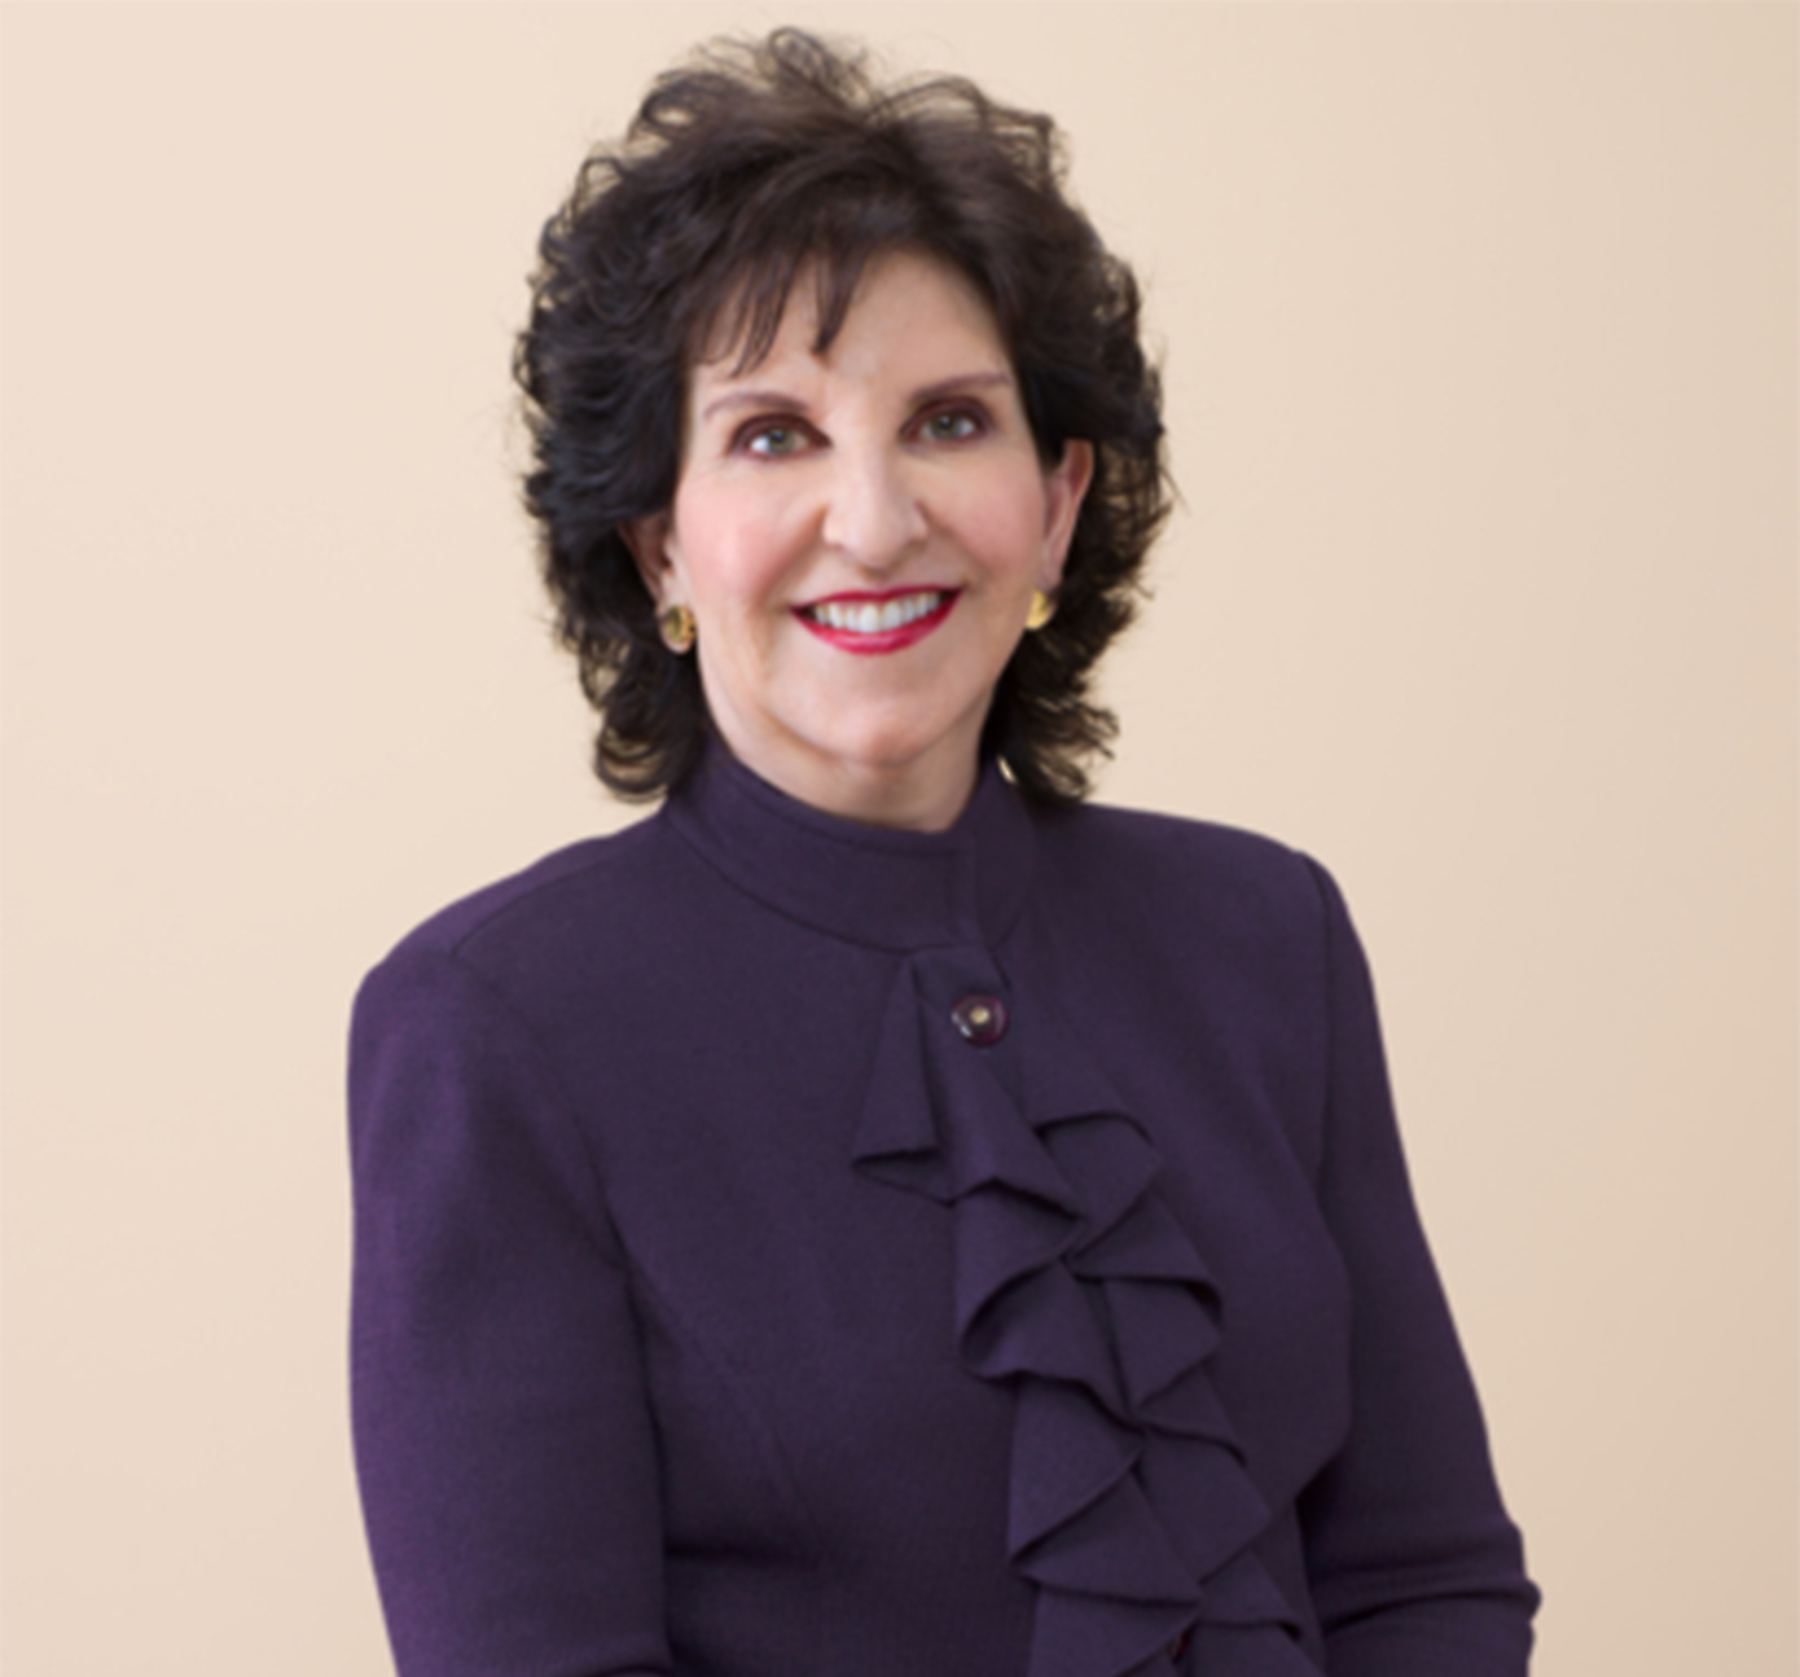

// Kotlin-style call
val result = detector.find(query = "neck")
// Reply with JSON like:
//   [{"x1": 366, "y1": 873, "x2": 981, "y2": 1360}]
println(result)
[{"x1": 702, "y1": 720, "x2": 983, "y2": 835}]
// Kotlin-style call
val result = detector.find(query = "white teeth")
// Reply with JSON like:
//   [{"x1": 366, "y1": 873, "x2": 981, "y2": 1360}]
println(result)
[{"x1": 809, "y1": 591, "x2": 943, "y2": 633}]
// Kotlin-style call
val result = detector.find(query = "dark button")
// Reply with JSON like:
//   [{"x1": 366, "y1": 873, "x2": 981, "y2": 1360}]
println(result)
[{"x1": 950, "y1": 993, "x2": 1008, "y2": 1046}]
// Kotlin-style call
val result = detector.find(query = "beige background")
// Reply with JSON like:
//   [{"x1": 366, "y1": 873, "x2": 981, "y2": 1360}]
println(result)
[{"x1": 3, "y1": 3, "x2": 1794, "y2": 1673}]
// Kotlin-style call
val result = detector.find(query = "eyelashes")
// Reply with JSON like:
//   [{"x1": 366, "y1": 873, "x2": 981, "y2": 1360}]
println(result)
[
  {"x1": 730, "y1": 401, "x2": 993, "y2": 459},
  {"x1": 916, "y1": 407, "x2": 986, "y2": 443},
  {"x1": 740, "y1": 421, "x2": 813, "y2": 458}
]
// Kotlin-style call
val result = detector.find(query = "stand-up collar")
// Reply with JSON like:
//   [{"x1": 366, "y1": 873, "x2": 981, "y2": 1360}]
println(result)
[{"x1": 661, "y1": 749, "x2": 1037, "y2": 952}]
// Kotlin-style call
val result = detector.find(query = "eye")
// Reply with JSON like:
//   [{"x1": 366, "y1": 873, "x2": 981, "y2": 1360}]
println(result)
[
  {"x1": 917, "y1": 406, "x2": 985, "y2": 444},
  {"x1": 740, "y1": 420, "x2": 812, "y2": 458}
]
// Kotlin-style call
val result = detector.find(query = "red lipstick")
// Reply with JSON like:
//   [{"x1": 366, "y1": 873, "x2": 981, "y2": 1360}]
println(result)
[{"x1": 795, "y1": 587, "x2": 958, "y2": 656}]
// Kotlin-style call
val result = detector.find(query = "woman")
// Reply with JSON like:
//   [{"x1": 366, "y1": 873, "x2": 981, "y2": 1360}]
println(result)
[{"x1": 349, "y1": 31, "x2": 1537, "y2": 1677}]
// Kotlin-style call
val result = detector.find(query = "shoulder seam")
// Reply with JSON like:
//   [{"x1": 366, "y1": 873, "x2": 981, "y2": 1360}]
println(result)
[{"x1": 401, "y1": 817, "x2": 666, "y2": 961}]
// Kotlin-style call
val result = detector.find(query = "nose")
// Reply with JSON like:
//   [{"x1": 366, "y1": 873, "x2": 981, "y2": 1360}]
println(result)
[{"x1": 819, "y1": 444, "x2": 928, "y2": 572}]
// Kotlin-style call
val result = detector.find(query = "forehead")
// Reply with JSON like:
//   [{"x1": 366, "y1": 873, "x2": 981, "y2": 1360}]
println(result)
[{"x1": 689, "y1": 250, "x2": 1008, "y2": 395}]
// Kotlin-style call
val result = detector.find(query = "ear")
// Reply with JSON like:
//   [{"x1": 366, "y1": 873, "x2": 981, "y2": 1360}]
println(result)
[
  {"x1": 621, "y1": 514, "x2": 677, "y2": 607},
  {"x1": 1038, "y1": 440, "x2": 1094, "y2": 591}
]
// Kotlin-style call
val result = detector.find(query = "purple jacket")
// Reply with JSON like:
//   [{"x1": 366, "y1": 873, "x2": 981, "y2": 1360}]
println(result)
[{"x1": 349, "y1": 753, "x2": 1536, "y2": 1677}]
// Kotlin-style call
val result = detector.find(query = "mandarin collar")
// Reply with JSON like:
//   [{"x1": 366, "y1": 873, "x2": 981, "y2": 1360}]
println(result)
[{"x1": 661, "y1": 749, "x2": 1036, "y2": 952}]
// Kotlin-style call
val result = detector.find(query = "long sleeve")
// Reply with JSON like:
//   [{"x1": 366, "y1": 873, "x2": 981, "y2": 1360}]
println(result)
[
  {"x1": 344, "y1": 765, "x2": 1536, "y2": 1677},
  {"x1": 349, "y1": 947, "x2": 669, "y2": 1677},
  {"x1": 1297, "y1": 861, "x2": 1539, "y2": 1675}
]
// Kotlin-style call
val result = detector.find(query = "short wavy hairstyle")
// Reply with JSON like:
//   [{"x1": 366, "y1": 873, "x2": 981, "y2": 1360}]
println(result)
[{"x1": 515, "y1": 29, "x2": 1168, "y2": 805}]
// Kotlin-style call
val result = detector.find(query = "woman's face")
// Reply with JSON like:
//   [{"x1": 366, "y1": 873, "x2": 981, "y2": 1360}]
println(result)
[{"x1": 627, "y1": 250, "x2": 1092, "y2": 832}]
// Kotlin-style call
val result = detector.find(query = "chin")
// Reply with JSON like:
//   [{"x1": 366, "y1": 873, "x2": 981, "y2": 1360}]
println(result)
[{"x1": 808, "y1": 710, "x2": 973, "y2": 779}]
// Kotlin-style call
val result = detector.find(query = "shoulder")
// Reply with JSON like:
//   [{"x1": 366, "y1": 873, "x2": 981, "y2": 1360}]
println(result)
[
  {"x1": 378, "y1": 808, "x2": 685, "y2": 968},
  {"x1": 1043, "y1": 798, "x2": 1312, "y2": 876},
  {"x1": 355, "y1": 805, "x2": 709, "y2": 1037},
  {"x1": 1031, "y1": 797, "x2": 1341, "y2": 956}
]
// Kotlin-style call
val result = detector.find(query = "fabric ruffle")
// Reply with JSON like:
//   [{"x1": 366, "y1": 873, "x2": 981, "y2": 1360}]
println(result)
[{"x1": 852, "y1": 950, "x2": 1324, "y2": 1677}]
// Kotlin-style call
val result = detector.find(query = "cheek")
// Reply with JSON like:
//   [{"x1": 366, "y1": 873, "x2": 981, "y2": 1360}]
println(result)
[
  {"x1": 953, "y1": 474, "x2": 1050, "y2": 577},
  {"x1": 671, "y1": 491, "x2": 808, "y2": 611}
]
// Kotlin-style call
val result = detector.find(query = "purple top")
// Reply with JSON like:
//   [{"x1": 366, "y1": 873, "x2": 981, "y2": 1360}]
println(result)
[{"x1": 349, "y1": 754, "x2": 1537, "y2": 1677}]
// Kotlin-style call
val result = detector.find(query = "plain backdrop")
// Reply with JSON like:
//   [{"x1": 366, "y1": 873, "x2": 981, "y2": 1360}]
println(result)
[{"x1": 2, "y1": 4, "x2": 1794, "y2": 1674}]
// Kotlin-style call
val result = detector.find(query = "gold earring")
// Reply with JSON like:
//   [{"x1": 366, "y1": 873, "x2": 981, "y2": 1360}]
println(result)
[
  {"x1": 659, "y1": 603, "x2": 696, "y2": 654},
  {"x1": 1025, "y1": 590, "x2": 1056, "y2": 632}
]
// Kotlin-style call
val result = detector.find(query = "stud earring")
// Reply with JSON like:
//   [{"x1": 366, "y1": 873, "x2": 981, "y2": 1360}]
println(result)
[
  {"x1": 659, "y1": 603, "x2": 696, "y2": 654},
  {"x1": 1025, "y1": 590, "x2": 1056, "y2": 632}
]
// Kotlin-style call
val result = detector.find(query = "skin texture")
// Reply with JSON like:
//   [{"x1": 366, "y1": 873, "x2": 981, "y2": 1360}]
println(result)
[{"x1": 627, "y1": 252, "x2": 1093, "y2": 832}]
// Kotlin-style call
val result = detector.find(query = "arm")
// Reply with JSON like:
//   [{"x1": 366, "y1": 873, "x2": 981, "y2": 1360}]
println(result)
[
  {"x1": 1297, "y1": 861, "x2": 1539, "y2": 1676},
  {"x1": 349, "y1": 947, "x2": 668, "y2": 1677}
]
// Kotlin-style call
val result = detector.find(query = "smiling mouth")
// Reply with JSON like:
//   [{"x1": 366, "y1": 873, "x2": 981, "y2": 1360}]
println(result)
[
  {"x1": 804, "y1": 590, "x2": 946, "y2": 632},
  {"x1": 796, "y1": 589, "x2": 957, "y2": 654}
]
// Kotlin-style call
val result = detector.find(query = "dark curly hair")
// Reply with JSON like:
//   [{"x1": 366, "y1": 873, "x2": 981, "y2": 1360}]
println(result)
[{"x1": 515, "y1": 29, "x2": 1168, "y2": 804}]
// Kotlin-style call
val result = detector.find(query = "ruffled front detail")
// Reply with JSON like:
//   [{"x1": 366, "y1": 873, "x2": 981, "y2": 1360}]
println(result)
[{"x1": 852, "y1": 949, "x2": 1324, "y2": 1677}]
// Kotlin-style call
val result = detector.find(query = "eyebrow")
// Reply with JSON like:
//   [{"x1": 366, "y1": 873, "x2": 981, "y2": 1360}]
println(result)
[{"x1": 697, "y1": 368, "x2": 1014, "y2": 425}]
